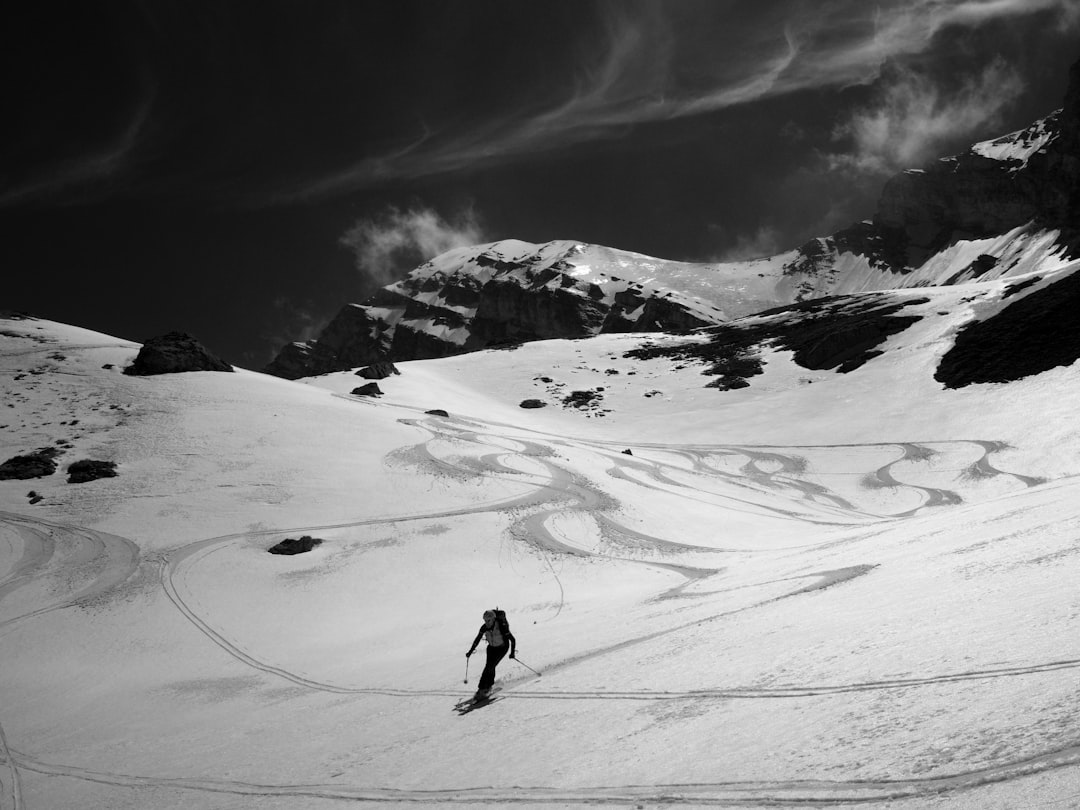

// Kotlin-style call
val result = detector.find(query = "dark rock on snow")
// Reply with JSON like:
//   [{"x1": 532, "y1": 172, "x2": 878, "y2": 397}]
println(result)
[
  {"x1": 0, "y1": 448, "x2": 60, "y2": 480},
  {"x1": 125, "y1": 332, "x2": 232, "y2": 376},
  {"x1": 67, "y1": 459, "x2": 118, "y2": 484},
  {"x1": 425, "y1": 409, "x2": 450, "y2": 417},
  {"x1": 626, "y1": 293, "x2": 927, "y2": 387},
  {"x1": 351, "y1": 383, "x2": 383, "y2": 397},
  {"x1": 519, "y1": 399, "x2": 547, "y2": 409},
  {"x1": 268, "y1": 535, "x2": 323, "y2": 555},
  {"x1": 356, "y1": 362, "x2": 401, "y2": 379},
  {"x1": 936, "y1": 267, "x2": 1080, "y2": 388}
]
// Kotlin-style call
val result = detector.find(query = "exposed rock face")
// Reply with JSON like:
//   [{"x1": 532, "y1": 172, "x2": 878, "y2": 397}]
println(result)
[
  {"x1": 125, "y1": 332, "x2": 232, "y2": 376},
  {"x1": 870, "y1": 60, "x2": 1080, "y2": 268},
  {"x1": 625, "y1": 293, "x2": 928, "y2": 383},
  {"x1": 265, "y1": 240, "x2": 730, "y2": 379},
  {"x1": 936, "y1": 265, "x2": 1080, "y2": 388}
]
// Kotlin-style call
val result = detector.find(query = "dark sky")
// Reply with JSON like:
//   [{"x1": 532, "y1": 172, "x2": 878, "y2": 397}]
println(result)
[{"x1": 4, "y1": 0, "x2": 1080, "y2": 367}]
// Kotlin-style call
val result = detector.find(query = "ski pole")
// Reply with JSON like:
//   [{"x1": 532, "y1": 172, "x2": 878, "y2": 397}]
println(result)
[
  {"x1": 464, "y1": 654, "x2": 471, "y2": 684},
  {"x1": 513, "y1": 656, "x2": 541, "y2": 676}
]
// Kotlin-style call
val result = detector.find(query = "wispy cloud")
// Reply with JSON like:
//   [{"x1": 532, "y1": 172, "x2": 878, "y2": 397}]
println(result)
[
  {"x1": 339, "y1": 206, "x2": 486, "y2": 286},
  {"x1": 278, "y1": 0, "x2": 1080, "y2": 203},
  {"x1": 0, "y1": 79, "x2": 154, "y2": 208},
  {"x1": 830, "y1": 57, "x2": 1025, "y2": 174}
]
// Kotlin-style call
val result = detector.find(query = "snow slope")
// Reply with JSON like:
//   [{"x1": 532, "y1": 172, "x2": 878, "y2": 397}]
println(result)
[{"x1": 2, "y1": 293, "x2": 1080, "y2": 809}]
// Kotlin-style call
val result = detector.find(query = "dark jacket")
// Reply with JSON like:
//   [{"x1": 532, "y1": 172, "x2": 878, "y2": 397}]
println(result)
[{"x1": 468, "y1": 618, "x2": 516, "y2": 656}]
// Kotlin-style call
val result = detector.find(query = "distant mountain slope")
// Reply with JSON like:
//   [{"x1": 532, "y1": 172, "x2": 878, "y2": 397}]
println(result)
[
  {"x1": 265, "y1": 239, "x2": 782, "y2": 379},
  {"x1": 268, "y1": 60, "x2": 1080, "y2": 380}
]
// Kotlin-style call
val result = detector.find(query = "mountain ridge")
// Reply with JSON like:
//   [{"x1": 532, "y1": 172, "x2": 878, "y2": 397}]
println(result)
[{"x1": 265, "y1": 57, "x2": 1080, "y2": 380}]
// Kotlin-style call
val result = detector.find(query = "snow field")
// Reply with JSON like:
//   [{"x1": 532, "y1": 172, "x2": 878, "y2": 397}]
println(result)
[{"x1": 3, "y1": 314, "x2": 1080, "y2": 807}]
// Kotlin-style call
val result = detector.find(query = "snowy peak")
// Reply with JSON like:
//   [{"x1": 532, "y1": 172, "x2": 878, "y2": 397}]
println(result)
[
  {"x1": 267, "y1": 58, "x2": 1080, "y2": 381},
  {"x1": 265, "y1": 239, "x2": 789, "y2": 379}
]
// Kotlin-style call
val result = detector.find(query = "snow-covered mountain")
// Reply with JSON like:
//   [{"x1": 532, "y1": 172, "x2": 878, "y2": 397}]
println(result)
[
  {"x1": 265, "y1": 239, "x2": 762, "y2": 379},
  {"x1": 269, "y1": 60, "x2": 1080, "y2": 381}
]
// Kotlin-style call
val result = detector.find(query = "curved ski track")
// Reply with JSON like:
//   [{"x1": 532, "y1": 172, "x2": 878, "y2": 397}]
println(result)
[{"x1": 0, "y1": 410, "x2": 1068, "y2": 807}]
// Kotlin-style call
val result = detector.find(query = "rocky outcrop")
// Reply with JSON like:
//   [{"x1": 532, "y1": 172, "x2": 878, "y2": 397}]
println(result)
[
  {"x1": 871, "y1": 60, "x2": 1080, "y2": 269},
  {"x1": 125, "y1": 332, "x2": 232, "y2": 376},
  {"x1": 625, "y1": 293, "x2": 928, "y2": 382},
  {"x1": 935, "y1": 266, "x2": 1080, "y2": 388}
]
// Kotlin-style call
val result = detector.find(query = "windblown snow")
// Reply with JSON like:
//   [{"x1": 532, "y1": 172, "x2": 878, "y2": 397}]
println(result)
[{"x1": 3, "y1": 243, "x2": 1080, "y2": 810}]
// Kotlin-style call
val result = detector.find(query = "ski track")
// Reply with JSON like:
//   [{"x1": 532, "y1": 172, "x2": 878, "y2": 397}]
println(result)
[
  {"x1": 9, "y1": 742, "x2": 1080, "y2": 806},
  {"x1": 0, "y1": 410, "x2": 1072, "y2": 806},
  {"x1": 0, "y1": 511, "x2": 140, "y2": 633},
  {"x1": 0, "y1": 716, "x2": 22, "y2": 810}
]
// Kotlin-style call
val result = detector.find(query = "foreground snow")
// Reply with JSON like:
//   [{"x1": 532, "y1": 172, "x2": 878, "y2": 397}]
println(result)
[{"x1": 2, "y1": 310, "x2": 1079, "y2": 809}]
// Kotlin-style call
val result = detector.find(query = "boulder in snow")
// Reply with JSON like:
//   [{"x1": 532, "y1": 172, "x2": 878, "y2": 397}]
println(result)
[
  {"x1": 268, "y1": 535, "x2": 323, "y2": 555},
  {"x1": 0, "y1": 448, "x2": 60, "y2": 480},
  {"x1": 125, "y1": 332, "x2": 232, "y2": 376},
  {"x1": 351, "y1": 383, "x2": 383, "y2": 397},
  {"x1": 67, "y1": 459, "x2": 118, "y2": 484},
  {"x1": 356, "y1": 362, "x2": 401, "y2": 380}
]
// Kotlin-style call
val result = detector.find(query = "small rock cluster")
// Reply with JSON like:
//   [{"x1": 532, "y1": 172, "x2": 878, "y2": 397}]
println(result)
[{"x1": 0, "y1": 446, "x2": 119, "y2": 501}]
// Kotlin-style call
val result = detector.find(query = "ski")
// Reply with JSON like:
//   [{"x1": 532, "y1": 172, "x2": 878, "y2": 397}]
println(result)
[{"x1": 453, "y1": 687, "x2": 501, "y2": 714}]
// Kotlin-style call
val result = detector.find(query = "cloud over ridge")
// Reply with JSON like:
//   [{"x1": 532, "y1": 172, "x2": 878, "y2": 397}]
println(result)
[
  {"x1": 339, "y1": 206, "x2": 486, "y2": 286},
  {"x1": 284, "y1": 0, "x2": 1080, "y2": 202}
]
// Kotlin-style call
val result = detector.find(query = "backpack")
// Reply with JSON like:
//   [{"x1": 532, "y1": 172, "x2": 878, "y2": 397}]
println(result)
[{"x1": 492, "y1": 607, "x2": 510, "y2": 635}]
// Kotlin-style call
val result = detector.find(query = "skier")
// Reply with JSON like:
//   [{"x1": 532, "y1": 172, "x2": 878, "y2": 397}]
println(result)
[{"x1": 466, "y1": 609, "x2": 516, "y2": 697}]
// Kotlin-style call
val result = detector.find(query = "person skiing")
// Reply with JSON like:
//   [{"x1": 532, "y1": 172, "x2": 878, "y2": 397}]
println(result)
[{"x1": 466, "y1": 608, "x2": 516, "y2": 696}]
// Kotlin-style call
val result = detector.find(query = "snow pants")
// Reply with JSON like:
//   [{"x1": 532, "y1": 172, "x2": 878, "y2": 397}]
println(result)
[{"x1": 478, "y1": 643, "x2": 509, "y2": 690}]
